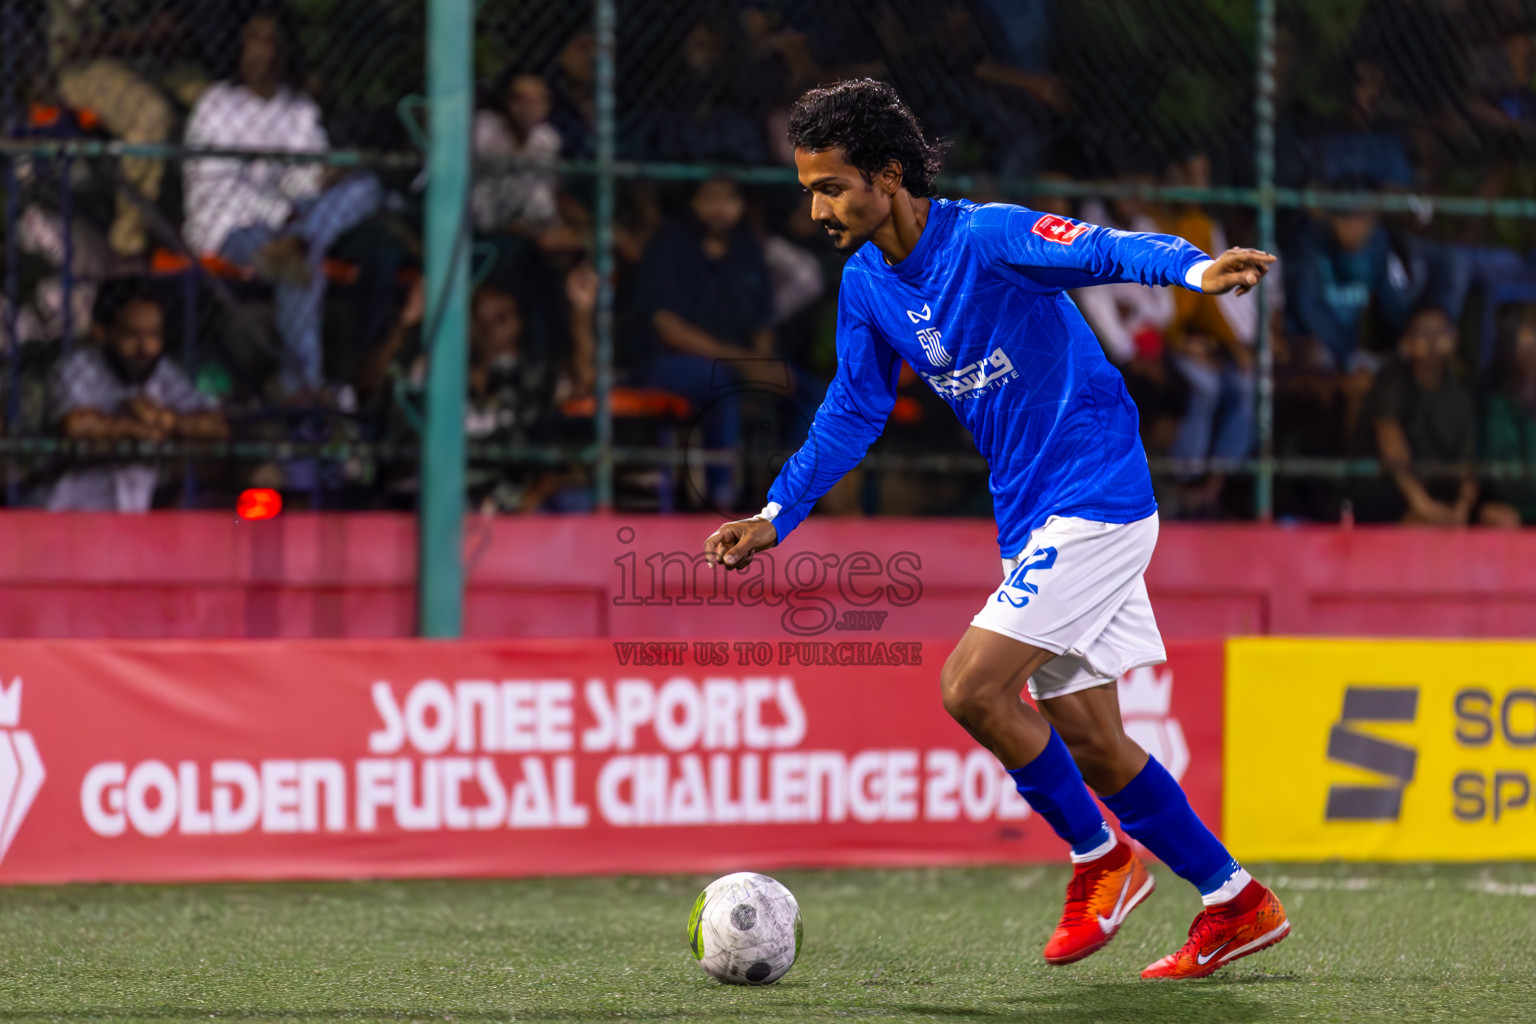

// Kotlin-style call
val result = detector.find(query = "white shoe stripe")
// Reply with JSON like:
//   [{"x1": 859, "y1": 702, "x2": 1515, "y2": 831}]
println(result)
[
  {"x1": 1121, "y1": 875, "x2": 1156, "y2": 925},
  {"x1": 1218, "y1": 919, "x2": 1290, "y2": 963}
]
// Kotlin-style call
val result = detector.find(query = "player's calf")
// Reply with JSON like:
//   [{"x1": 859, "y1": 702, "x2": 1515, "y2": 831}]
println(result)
[
  {"x1": 940, "y1": 630, "x2": 1161, "y2": 966},
  {"x1": 1003, "y1": 729, "x2": 1157, "y2": 965},
  {"x1": 1055, "y1": 725, "x2": 1145, "y2": 796}
]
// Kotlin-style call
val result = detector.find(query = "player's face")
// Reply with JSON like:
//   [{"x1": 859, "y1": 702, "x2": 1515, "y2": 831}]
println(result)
[{"x1": 795, "y1": 147, "x2": 892, "y2": 254}]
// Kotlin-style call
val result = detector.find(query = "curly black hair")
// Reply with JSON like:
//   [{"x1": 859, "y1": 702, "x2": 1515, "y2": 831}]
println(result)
[{"x1": 787, "y1": 79, "x2": 947, "y2": 198}]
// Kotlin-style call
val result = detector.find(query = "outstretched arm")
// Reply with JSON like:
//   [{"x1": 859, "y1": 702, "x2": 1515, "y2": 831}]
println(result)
[{"x1": 969, "y1": 204, "x2": 1275, "y2": 296}]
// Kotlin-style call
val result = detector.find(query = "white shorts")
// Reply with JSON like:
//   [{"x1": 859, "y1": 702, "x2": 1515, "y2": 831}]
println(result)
[{"x1": 970, "y1": 513, "x2": 1166, "y2": 702}]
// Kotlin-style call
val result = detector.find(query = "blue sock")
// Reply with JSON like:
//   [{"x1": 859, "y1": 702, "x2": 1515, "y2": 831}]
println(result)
[
  {"x1": 1102, "y1": 756, "x2": 1240, "y2": 896},
  {"x1": 1007, "y1": 730, "x2": 1112, "y2": 856}
]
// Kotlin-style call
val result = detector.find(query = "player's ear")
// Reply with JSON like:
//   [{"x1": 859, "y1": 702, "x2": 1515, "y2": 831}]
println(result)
[{"x1": 877, "y1": 160, "x2": 904, "y2": 195}]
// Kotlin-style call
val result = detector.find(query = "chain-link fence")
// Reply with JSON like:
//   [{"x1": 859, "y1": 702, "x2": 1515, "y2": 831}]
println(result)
[
  {"x1": 4, "y1": 0, "x2": 1536, "y2": 522},
  {"x1": 0, "y1": 0, "x2": 429, "y2": 511}
]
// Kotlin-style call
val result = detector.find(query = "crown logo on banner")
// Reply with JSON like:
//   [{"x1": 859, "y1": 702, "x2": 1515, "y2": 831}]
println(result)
[
  {"x1": 0, "y1": 679, "x2": 46, "y2": 867},
  {"x1": 0, "y1": 677, "x2": 21, "y2": 727},
  {"x1": 1117, "y1": 665, "x2": 1173, "y2": 717}
]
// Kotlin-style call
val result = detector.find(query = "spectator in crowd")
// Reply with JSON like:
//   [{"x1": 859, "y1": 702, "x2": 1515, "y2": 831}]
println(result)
[
  {"x1": 1307, "y1": 57, "x2": 1415, "y2": 191},
  {"x1": 472, "y1": 73, "x2": 561, "y2": 236},
  {"x1": 631, "y1": 176, "x2": 776, "y2": 509},
  {"x1": 548, "y1": 31, "x2": 598, "y2": 160},
  {"x1": 372, "y1": 265, "x2": 597, "y2": 512},
  {"x1": 888, "y1": 0, "x2": 1069, "y2": 178},
  {"x1": 182, "y1": 6, "x2": 383, "y2": 398},
  {"x1": 1351, "y1": 305, "x2": 1479, "y2": 525},
  {"x1": 740, "y1": 7, "x2": 825, "y2": 167},
  {"x1": 1286, "y1": 208, "x2": 1418, "y2": 426},
  {"x1": 1479, "y1": 305, "x2": 1536, "y2": 527},
  {"x1": 465, "y1": 266, "x2": 597, "y2": 443},
  {"x1": 648, "y1": 19, "x2": 768, "y2": 164},
  {"x1": 1462, "y1": 9, "x2": 1536, "y2": 160},
  {"x1": 1347, "y1": 0, "x2": 1476, "y2": 167},
  {"x1": 48, "y1": 280, "x2": 227, "y2": 511},
  {"x1": 459, "y1": 278, "x2": 564, "y2": 512},
  {"x1": 44, "y1": 0, "x2": 203, "y2": 259}
]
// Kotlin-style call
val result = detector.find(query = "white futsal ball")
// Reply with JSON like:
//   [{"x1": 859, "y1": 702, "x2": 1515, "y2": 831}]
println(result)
[{"x1": 687, "y1": 872, "x2": 802, "y2": 985}]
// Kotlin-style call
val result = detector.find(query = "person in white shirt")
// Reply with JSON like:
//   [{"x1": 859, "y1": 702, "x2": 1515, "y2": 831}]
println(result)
[
  {"x1": 183, "y1": 9, "x2": 381, "y2": 397},
  {"x1": 472, "y1": 73, "x2": 562, "y2": 233}
]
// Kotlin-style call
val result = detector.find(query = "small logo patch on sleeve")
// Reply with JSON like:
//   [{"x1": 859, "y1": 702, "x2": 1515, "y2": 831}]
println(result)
[{"x1": 1032, "y1": 214, "x2": 1090, "y2": 246}]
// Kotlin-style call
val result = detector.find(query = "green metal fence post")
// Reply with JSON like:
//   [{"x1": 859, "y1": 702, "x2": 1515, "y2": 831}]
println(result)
[
  {"x1": 1254, "y1": 0, "x2": 1278, "y2": 521},
  {"x1": 418, "y1": 0, "x2": 472, "y2": 637},
  {"x1": 593, "y1": 0, "x2": 617, "y2": 511}
]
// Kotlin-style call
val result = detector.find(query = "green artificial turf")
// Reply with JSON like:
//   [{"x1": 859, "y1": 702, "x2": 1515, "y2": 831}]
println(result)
[{"x1": 1, "y1": 862, "x2": 1533, "y2": 1023}]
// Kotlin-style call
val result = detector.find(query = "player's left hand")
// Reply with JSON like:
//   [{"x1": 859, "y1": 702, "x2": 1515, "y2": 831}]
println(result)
[{"x1": 1202, "y1": 247, "x2": 1277, "y2": 296}]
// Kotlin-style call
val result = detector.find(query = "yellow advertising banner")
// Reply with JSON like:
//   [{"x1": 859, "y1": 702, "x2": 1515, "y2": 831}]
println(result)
[{"x1": 1225, "y1": 638, "x2": 1536, "y2": 860}]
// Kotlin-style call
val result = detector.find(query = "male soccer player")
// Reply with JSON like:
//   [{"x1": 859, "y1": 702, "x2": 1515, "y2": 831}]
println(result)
[{"x1": 703, "y1": 80, "x2": 1288, "y2": 979}]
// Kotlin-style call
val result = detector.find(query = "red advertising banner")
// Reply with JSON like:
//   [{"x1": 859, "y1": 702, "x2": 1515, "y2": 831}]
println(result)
[{"x1": 0, "y1": 638, "x2": 1222, "y2": 884}]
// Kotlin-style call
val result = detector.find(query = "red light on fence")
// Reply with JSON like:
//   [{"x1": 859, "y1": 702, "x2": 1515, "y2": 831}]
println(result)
[{"x1": 237, "y1": 488, "x2": 283, "y2": 521}]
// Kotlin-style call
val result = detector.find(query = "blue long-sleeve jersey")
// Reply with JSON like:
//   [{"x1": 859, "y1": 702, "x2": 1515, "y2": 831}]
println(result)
[{"x1": 763, "y1": 198, "x2": 1212, "y2": 558}]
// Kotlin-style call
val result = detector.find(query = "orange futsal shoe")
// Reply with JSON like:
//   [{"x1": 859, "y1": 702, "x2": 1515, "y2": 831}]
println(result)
[
  {"x1": 1043, "y1": 842, "x2": 1155, "y2": 965},
  {"x1": 1141, "y1": 879, "x2": 1290, "y2": 979}
]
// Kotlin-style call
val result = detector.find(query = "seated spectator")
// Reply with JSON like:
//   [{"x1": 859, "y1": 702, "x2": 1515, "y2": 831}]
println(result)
[
  {"x1": 1286, "y1": 208, "x2": 1416, "y2": 375},
  {"x1": 182, "y1": 6, "x2": 382, "y2": 398},
  {"x1": 1350, "y1": 306, "x2": 1479, "y2": 525},
  {"x1": 472, "y1": 73, "x2": 561, "y2": 235},
  {"x1": 548, "y1": 31, "x2": 597, "y2": 160},
  {"x1": 374, "y1": 265, "x2": 597, "y2": 512},
  {"x1": 1479, "y1": 306, "x2": 1536, "y2": 528},
  {"x1": 1463, "y1": 11, "x2": 1536, "y2": 157},
  {"x1": 1306, "y1": 59, "x2": 1414, "y2": 191},
  {"x1": 1285, "y1": 206, "x2": 1435, "y2": 452},
  {"x1": 648, "y1": 20, "x2": 768, "y2": 164},
  {"x1": 630, "y1": 176, "x2": 797, "y2": 509},
  {"x1": 48, "y1": 280, "x2": 227, "y2": 512},
  {"x1": 45, "y1": 1, "x2": 187, "y2": 258},
  {"x1": 461, "y1": 280, "x2": 561, "y2": 512},
  {"x1": 1345, "y1": 0, "x2": 1474, "y2": 163}
]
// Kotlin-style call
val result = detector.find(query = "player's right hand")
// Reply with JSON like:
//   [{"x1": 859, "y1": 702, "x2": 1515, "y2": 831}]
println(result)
[
  {"x1": 1201, "y1": 247, "x2": 1277, "y2": 296},
  {"x1": 703, "y1": 517, "x2": 779, "y2": 570}
]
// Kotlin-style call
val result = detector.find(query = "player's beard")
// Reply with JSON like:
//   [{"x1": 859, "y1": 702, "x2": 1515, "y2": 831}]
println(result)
[{"x1": 823, "y1": 219, "x2": 859, "y2": 253}]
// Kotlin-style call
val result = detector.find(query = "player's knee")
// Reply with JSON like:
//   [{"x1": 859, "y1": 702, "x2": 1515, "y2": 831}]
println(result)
[{"x1": 939, "y1": 658, "x2": 989, "y2": 724}]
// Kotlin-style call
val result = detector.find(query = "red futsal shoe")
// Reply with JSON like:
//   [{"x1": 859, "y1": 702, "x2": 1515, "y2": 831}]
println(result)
[
  {"x1": 1043, "y1": 842, "x2": 1155, "y2": 965},
  {"x1": 1141, "y1": 880, "x2": 1290, "y2": 979}
]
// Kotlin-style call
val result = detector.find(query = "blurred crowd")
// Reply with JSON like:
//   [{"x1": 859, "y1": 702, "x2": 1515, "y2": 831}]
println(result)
[{"x1": 1, "y1": 0, "x2": 1536, "y2": 526}]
